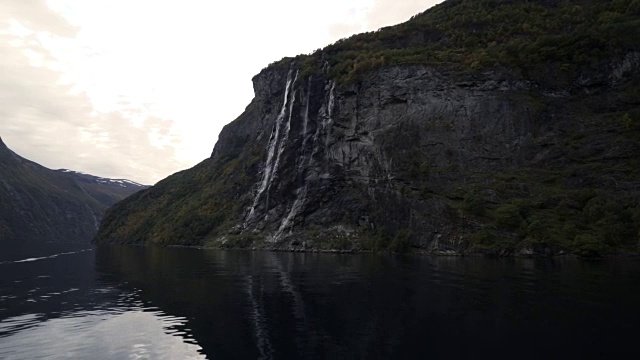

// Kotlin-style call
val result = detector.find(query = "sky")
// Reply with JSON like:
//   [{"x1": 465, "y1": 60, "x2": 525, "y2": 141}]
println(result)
[{"x1": 0, "y1": 0, "x2": 443, "y2": 185}]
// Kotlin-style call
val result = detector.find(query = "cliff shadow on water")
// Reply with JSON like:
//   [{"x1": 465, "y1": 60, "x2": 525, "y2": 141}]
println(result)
[{"x1": 93, "y1": 245, "x2": 640, "y2": 359}]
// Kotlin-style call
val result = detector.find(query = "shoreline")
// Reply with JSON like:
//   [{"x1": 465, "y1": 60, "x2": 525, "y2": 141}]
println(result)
[{"x1": 152, "y1": 243, "x2": 640, "y2": 259}]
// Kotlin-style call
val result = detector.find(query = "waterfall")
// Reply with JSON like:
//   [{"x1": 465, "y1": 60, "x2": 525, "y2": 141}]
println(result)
[
  {"x1": 327, "y1": 82, "x2": 335, "y2": 118},
  {"x1": 274, "y1": 79, "x2": 335, "y2": 241},
  {"x1": 324, "y1": 82, "x2": 336, "y2": 166},
  {"x1": 322, "y1": 60, "x2": 330, "y2": 74},
  {"x1": 307, "y1": 81, "x2": 335, "y2": 164},
  {"x1": 301, "y1": 80, "x2": 310, "y2": 153},
  {"x1": 273, "y1": 184, "x2": 308, "y2": 241},
  {"x1": 298, "y1": 78, "x2": 312, "y2": 178},
  {"x1": 273, "y1": 78, "x2": 310, "y2": 241},
  {"x1": 245, "y1": 70, "x2": 295, "y2": 225},
  {"x1": 271, "y1": 71, "x2": 299, "y2": 189},
  {"x1": 248, "y1": 74, "x2": 338, "y2": 240}
]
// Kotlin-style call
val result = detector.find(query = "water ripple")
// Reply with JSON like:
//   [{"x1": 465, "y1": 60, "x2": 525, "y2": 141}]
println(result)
[{"x1": 0, "y1": 249, "x2": 93, "y2": 265}]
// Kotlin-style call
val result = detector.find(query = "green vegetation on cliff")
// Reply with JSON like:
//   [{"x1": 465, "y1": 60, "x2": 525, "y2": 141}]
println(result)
[
  {"x1": 277, "y1": 0, "x2": 640, "y2": 84},
  {"x1": 97, "y1": 159, "x2": 243, "y2": 246}
]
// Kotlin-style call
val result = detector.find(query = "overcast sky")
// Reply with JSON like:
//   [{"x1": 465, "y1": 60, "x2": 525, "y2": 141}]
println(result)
[{"x1": 0, "y1": 0, "x2": 443, "y2": 184}]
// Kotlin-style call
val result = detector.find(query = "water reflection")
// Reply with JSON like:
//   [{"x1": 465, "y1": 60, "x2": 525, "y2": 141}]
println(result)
[
  {"x1": 1, "y1": 244, "x2": 639, "y2": 359},
  {"x1": 95, "y1": 247, "x2": 640, "y2": 359},
  {"x1": 0, "y1": 245, "x2": 205, "y2": 359},
  {"x1": 0, "y1": 310, "x2": 203, "y2": 359}
]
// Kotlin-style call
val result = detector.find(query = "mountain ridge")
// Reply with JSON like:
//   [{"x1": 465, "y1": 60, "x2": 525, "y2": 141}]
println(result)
[{"x1": 0, "y1": 138, "x2": 148, "y2": 243}]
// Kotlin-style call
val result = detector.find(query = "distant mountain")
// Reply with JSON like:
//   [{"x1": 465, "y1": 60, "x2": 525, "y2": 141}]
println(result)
[
  {"x1": 95, "y1": 0, "x2": 640, "y2": 256},
  {"x1": 0, "y1": 137, "x2": 148, "y2": 243}
]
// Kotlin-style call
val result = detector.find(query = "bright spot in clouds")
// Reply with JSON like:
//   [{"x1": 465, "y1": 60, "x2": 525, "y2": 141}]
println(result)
[{"x1": 0, "y1": 0, "x2": 442, "y2": 184}]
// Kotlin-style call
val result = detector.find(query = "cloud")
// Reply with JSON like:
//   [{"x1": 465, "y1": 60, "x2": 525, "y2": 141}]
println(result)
[
  {"x1": 0, "y1": 0, "x2": 444, "y2": 186},
  {"x1": 365, "y1": 0, "x2": 441, "y2": 30},
  {"x1": 329, "y1": 22, "x2": 365, "y2": 41},
  {"x1": 0, "y1": 0, "x2": 77, "y2": 37},
  {"x1": 0, "y1": 1, "x2": 187, "y2": 185},
  {"x1": 328, "y1": 0, "x2": 442, "y2": 40}
]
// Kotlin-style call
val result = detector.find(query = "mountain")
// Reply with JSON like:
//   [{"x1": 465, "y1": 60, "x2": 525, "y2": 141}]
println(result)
[
  {"x1": 0, "y1": 137, "x2": 147, "y2": 243},
  {"x1": 95, "y1": 0, "x2": 640, "y2": 256}
]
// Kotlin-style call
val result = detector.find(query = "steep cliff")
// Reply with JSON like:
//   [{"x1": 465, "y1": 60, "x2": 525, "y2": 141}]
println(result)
[
  {"x1": 95, "y1": 0, "x2": 640, "y2": 256},
  {"x1": 0, "y1": 137, "x2": 147, "y2": 243}
]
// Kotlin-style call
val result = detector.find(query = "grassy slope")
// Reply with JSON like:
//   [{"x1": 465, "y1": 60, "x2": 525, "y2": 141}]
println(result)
[{"x1": 96, "y1": 156, "x2": 258, "y2": 246}]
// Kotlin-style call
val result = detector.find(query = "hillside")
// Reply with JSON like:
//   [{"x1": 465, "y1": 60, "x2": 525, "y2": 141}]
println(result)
[
  {"x1": 95, "y1": 0, "x2": 640, "y2": 256},
  {"x1": 0, "y1": 137, "x2": 147, "y2": 243}
]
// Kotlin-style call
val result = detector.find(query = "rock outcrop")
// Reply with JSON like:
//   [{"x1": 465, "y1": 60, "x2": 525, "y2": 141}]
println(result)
[{"x1": 95, "y1": 0, "x2": 640, "y2": 256}]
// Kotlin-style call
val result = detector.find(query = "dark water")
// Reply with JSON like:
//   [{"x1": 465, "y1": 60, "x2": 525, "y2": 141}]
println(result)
[{"x1": 1, "y1": 244, "x2": 639, "y2": 359}]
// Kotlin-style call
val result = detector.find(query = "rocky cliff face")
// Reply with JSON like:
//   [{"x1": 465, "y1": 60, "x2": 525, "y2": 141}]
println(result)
[
  {"x1": 0, "y1": 137, "x2": 148, "y2": 243},
  {"x1": 95, "y1": 1, "x2": 640, "y2": 255},
  {"x1": 222, "y1": 56, "x2": 640, "y2": 253}
]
